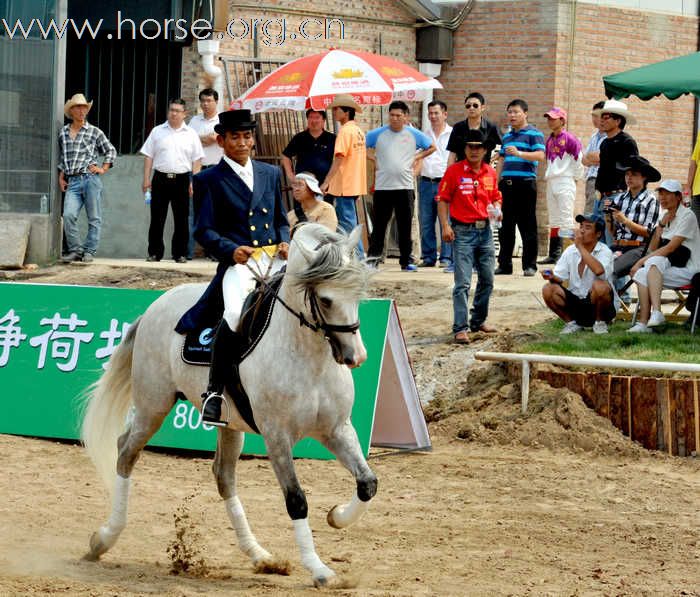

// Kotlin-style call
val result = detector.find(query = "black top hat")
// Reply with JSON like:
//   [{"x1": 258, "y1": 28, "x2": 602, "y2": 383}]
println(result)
[
  {"x1": 214, "y1": 109, "x2": 257, "y2": 135},
  {"x1": 463, "y1": 129, "x2": 487, "y2": 146},
  {"x1": 616, "y1": 155, "x2": 661, "y2": 183}
]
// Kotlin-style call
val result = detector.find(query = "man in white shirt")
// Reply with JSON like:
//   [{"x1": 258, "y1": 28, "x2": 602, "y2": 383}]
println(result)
[
  {"x1": 541, "y1": 213, "x2": 618, "y2": 335},
  {"x1": 140, "y1": 98, "x2": 204, "y2": 263},
  {"x1": 188, "y1": 88, "x2": 222, "y2": 258},
  {"x1": 417, "y1": 100, "x2": 453, "y2": 269}
]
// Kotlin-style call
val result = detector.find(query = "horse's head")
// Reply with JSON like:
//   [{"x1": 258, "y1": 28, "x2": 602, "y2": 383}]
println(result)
[{"x1": 287, "y1": 224, "x2": 370, "y2": 368}]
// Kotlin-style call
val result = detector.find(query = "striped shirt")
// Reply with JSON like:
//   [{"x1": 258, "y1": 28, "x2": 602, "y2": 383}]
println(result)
[
  {"x1": 612, "y1": 188, "x2": 659, "y2": 243},
  {"x1": 58, "y1": 122, "x2": 116, "y2": 175},
  {"x1": 584, "y1": 130, "x2": 606, "y2": 179},
  {"x1": 499, "y1": 125, "x2": 545, "y2": 178}
]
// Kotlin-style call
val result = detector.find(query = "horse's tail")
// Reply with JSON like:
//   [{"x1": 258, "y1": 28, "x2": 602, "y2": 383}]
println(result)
[{"x1": 81, "y1": 317, "x2": 140, "y2": 493}]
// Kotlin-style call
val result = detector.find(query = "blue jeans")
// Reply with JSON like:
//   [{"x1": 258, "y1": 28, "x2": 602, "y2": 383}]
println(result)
[
  {"x1": 452, "y1": 223, "x2": 495, "y2": 333},
  {"x1": 593, "y1": 191, "x2": 622, "y2": 247},
  {"x1": 334, "y1": 195, "x2": 365, "y2": 258},
  {"x1": 418, "y1": 177, "x2": 452, "y2": 264},
  {"x1": 63, "y1": 173, "x2": 103, "y2": 255}
]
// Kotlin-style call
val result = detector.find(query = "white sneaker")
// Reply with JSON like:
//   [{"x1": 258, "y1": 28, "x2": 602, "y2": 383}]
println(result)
[
  {"x1": 592, "y1": 321, "x2": 608, "y2": 334},
  {"x1": 627, "y1": 322, "x2": 652, "y2": 334},
  {"x1": 647, "y1": 309, "x2": 666, "y2": 328},
  {"x1": 560, "y1": 321, "x2": 583, "y2": 335}
]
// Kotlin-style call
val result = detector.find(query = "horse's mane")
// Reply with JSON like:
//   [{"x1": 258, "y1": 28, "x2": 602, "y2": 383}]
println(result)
[{"x1": 288, "y1": 223, "x2": 370, "y2": 299}]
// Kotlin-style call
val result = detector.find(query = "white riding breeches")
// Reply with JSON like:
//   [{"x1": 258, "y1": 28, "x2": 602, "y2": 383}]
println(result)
[
  {"x1": 222, "y1": 253, "x2": 285, "y2": 330},
  {"x1": 545, "y1": 177, "x2": 577, "y2": 230}
]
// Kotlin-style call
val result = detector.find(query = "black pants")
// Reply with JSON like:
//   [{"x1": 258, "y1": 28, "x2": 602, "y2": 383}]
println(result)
[
  {"x1": 368, "y1": 189, "x2": 413, "y2": 267},
  {"x1": 148, "y1": 171, "x2": 190, "y2": 260},
  {"x1": 498, "y1": 178, "x2": 538, "y2": 272}
]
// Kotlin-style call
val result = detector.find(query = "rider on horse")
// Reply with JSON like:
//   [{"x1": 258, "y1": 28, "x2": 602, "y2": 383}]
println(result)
[{"x1": 176, "y1": 109, "x2": 290, "y2": 426}]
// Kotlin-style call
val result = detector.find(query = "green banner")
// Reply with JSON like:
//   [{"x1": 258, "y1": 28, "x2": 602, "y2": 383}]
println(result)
[{"x1": 0, "y1": 283, "x2": 391, "y2": 459}]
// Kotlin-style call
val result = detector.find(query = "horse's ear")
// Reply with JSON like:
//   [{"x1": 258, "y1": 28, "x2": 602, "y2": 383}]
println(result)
[
  {"x1": 294, "y1": 238, "x2": 316, "y2": 263},
  {"x1": 346, "y1": 226, "x2": 363, "y2": 255}
]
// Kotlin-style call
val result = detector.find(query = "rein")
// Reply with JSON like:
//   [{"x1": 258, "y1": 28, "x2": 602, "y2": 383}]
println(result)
[{"x1": 245, "y1": 256, "x2": 360, "y2": 342}]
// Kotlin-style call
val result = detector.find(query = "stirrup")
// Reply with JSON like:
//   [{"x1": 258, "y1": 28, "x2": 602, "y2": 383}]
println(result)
[{"x1": 201, "y1": 392, "x2": 231, "y2": 427}]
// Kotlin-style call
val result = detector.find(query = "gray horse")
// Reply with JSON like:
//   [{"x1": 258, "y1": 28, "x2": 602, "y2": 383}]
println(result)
[{"x1": 81, "y1": 224, "x2": 378, "y2": 587}]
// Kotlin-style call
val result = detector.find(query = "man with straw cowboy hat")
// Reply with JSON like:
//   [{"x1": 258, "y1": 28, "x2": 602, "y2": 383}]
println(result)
[
  {"x1": 58, "y1": 93, "x2": 116, "y2": 263},
  {"x1": 321, "y1": 93, "x2": 367, "y2": 257}
]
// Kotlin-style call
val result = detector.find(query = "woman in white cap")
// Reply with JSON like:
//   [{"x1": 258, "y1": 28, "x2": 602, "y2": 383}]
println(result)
[
  {"x1": 287, "y1": 171, "x2": 338, "y2": 234},
  {"x1": 629, "y1": 179, "x2": 700, "y2": 332}
]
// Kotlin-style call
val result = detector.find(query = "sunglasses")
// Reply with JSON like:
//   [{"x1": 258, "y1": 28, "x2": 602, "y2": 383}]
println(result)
[
  {"x1": 600, "y1": 113, "x2": 618, "y2": 120},
  {"x1": 465, "y1": 103, "x2": 481, "y2": 109}
]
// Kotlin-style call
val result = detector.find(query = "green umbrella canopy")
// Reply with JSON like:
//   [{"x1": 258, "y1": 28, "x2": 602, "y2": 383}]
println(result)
[{"x1": 603, "y1": 51, "x2": 700, "y2": 101}]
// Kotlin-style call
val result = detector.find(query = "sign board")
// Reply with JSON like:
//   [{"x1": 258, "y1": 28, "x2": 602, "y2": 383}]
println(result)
[{"x1": 0, "y1": 283, "x2": 430, "y2": 458}]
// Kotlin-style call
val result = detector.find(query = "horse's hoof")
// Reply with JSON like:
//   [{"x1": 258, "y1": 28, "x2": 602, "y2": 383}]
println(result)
[
  {"x1": 253, "y1": 557, "x2": 291, "y2": 576},
  {"x1": 313, "y1": 573, "x2": 357, "y2": 589},
  {"x1": 82, "y1": 531, "x2": 107, "y2": 561},
  {"x1": 327, "y1": 505, "x2": 342, "y2": 529}
]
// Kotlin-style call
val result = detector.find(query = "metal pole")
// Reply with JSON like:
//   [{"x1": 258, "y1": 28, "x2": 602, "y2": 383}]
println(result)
[{"x1": 521, "y1": 360, "x2": 530, "y2": 414}]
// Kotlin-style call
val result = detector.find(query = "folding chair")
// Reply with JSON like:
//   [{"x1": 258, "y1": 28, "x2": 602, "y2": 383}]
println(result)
[{"x1": 631, "y1": 281, "x2": 700, "y2": 333}]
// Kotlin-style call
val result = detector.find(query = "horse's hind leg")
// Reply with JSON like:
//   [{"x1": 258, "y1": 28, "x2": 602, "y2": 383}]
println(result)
[
  {"x1": 321, "y1": 420, "x2": 378, "y2": 529},
  {"x1": 84, "y1": 404, "x2": 173, "y2": 561},
  {"x1": 213, "y1": 427, "x2": 290, "y2": 574},
  {"x1": 265, "y1": 434, "x2": 337, "y2": 587}
]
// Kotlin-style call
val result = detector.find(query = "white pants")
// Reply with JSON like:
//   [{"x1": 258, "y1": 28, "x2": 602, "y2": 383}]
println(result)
[
  {"x1": 222, "y1": 252, "x2": 285, "y2": 330},
  {"x1": 632, "y1": 255, "x2": 694, "y2": 288},
  {"x1": 545, "y1": 177, "x2": 576, "y2": 230}
]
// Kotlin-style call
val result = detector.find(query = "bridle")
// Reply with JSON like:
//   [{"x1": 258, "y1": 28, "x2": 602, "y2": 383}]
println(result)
[{"x1": 246, "y1": 259, "x2": 361, "y2": 359}]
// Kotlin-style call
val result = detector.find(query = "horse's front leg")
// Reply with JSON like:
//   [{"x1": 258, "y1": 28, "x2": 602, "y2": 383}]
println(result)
[
  {"x1": 213, "y1": 427, "x2": 290, "y2": 575},
  {"x1": 264, "y1": 432, "x2": 337, "y2": 588},
  {"x1": 322, "y1": 419, "x2": 378, "y2": 529}
]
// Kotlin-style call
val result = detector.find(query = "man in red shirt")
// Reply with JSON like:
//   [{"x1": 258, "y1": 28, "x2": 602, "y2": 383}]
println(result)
[{"x1": 437, "y1": 130, "x2": 502, "y2": 343}]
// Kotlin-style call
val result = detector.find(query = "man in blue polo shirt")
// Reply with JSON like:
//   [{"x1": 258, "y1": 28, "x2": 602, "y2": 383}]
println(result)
[
  {"x1": 495, "y1": 99, "x2": 546, "y2": 276},
  {"x1": 366, "y1": 101, "x2": 435, "y2": 271}
]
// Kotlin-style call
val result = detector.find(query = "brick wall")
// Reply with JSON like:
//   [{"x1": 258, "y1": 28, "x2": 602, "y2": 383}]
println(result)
[{"x1": 438, "y1": 0, "x2": 698, "y2": 253}]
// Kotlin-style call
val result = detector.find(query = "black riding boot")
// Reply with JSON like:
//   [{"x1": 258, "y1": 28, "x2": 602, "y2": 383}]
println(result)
[
  {"x1": 537, "y1": 236, "x2": 562, "y2": 265},
  {"x1": 201, "y1": 319, "x2": 241, "y2": 427}
]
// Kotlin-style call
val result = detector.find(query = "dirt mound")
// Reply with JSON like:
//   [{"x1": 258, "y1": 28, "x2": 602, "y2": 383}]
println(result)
[{"x1": 426, "y1": 363, "x2": 650, "y2": 458}]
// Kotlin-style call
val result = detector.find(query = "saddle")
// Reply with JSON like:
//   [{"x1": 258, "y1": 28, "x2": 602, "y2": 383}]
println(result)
[
  {"x1": 180, "y1": 273, "x2": 284, "y2": 434},
  {"x1": 181, "y1": 273, "x2": 283, "y2": 366}
]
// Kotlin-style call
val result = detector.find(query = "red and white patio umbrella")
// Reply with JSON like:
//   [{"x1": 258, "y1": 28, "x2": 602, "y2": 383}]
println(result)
[{"x1": 232, "y1": 49, "x2": 442, "y2": 113}]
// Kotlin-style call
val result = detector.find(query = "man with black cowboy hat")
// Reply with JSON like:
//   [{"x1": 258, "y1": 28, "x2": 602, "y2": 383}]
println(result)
[
  {"x1": 607, "y1": 155, "x2": 660, "y2": 285},
  {"x1": 58, "y1": 93, "x2": 116, "y2": 263},
  {"x1": 176, "y1": 109, "x2": 290, "y2": 426},
  {"x1": 592, "y1": 99, "x2": 638, "y2": 220},
  {"x1": 436, "y1": 129, "x2": 502, "y2": 343}
]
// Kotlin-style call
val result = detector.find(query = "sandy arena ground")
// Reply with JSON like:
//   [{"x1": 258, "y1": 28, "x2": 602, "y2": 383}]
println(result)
[{"x1": 1, "y1": 259, "x2": 699, "y2": 596}]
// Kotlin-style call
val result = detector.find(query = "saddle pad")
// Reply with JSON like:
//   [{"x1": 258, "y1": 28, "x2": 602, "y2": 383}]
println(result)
[{"x1": 181, "y1": 326, "x2": 216, "y2": 366}]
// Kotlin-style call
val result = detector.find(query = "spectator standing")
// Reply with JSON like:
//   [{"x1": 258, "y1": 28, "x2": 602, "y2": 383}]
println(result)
[
  {"x1": 437, "y1": 130, "x2": 502, "y2": 342},
  {"x1": 140, "y1": 99, "x2": 204, "y2": 263},
  {"x1": 282, "y1": 109, "x2": 336, "y2": 188},
  {"x1": 495, "y1": 99, "x2": 546, "y2": 277},
  {"x1": 58, "y1": 93, "x2": 117, "y2": 263},
  {"x1": 538, "y1": 107, "x2": 583, "y2": 265},
  {"x1": 188, "y1": 88, "x2": 222, "y2": 258},
  {"x1": 541, "y1": 213, "x2": 618, "y2": 335},
  {"x1": 446, "y1": 92, "x2": 502, "y2": 167},
  {"x1": 417, "y1": 100, "x2": 453, "y2": 269},
  {"x1": 685, "y1": 131, "x2": 700, "y2": 227},
  {"x1": 366, "y1": 101, "x2": 436, "y2": 271},
  {"x1": 607, "y1": 156, "x2": 660, "y2": 285},
  {"x1": 629, "y1": 180, "x2": 700, "y2": 333},
  {"x1": 582, "y1": 101, "x2": 606, "y2": 213},
  {"x1": 321, "y1": 94, "x2": 367, "y2": 256},
  {"x1": 592, "y1": 99, "x2": 638, "y2": 220}
]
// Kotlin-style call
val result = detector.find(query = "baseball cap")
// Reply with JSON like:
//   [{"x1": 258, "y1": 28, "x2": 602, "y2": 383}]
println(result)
[
  {"x1": 544, "y1": 107, "x2": 567, "y2": 122},
  {"x1": 657, "y1": 179, "x2": 683, "y2": 194},
  {"x1": 575, "y1": 212, "x2": 605, "y2": 233}
]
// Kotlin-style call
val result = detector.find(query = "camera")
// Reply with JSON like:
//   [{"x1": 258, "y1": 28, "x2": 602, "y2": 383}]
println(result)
[{"x1": 602, "y1": 203, "x2": 618, "y2": 214}]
